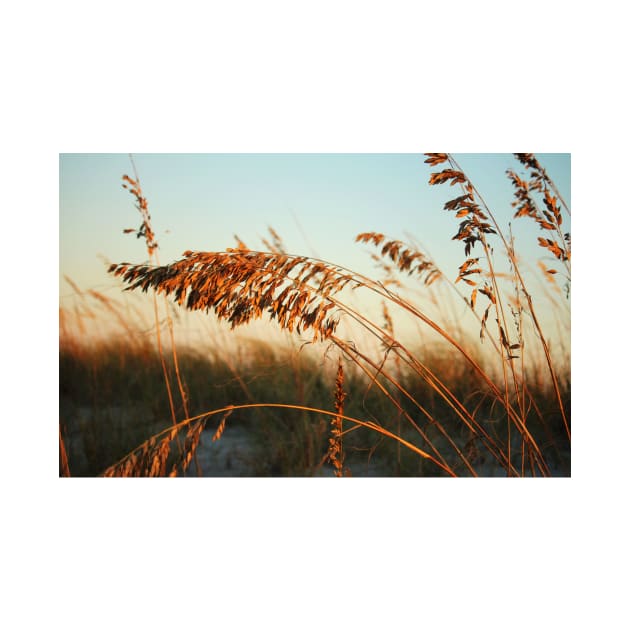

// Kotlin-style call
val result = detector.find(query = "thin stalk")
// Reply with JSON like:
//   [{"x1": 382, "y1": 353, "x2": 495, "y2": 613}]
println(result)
[
  {"x1": 59, "y1": 424, "x2": 71, "y2": 477},
  {"x1": 127, "y1": 156, "x2": 197, "y2": 471}
]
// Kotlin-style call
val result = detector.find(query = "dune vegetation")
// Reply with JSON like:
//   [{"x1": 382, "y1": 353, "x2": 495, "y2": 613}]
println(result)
[{"x1": 60, "y1": 153, "x2": 570, "y2": 477}]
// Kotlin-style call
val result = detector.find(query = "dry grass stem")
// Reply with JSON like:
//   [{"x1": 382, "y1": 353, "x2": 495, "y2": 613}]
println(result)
[{"x1": 327, "y1": 360, "x2": 349, "y2": 477}]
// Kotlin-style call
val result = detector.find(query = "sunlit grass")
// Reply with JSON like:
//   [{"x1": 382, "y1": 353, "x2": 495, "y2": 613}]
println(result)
[{"x1": 59, "y1": 153, "x2": 570, "y2": 477}]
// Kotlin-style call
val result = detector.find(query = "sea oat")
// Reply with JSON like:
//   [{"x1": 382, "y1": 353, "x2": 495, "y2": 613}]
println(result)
[
  {"x1": 356, "y1": 233, "x2": 442, "y2": 285},
  {"x1": 212, "y1": 407, "x2": 233, "y2": 442},
  {"x1": 327, "y1": 359, "x2": 348, "y2": 477},
  {"x1": 507, "y1": 163, "x2": 571, "y2": 269},
  {"x1": 109, "y1": 250, "x2": 351, "y2": 343}
]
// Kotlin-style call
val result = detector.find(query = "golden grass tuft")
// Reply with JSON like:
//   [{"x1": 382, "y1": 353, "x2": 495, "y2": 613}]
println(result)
[{"x1": 108, "y1": 250, "x2": 350, "y2": 342}]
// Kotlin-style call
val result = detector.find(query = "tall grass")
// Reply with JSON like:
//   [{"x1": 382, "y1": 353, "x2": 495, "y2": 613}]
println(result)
[{"x1": 61, "y1": 152, "x2": 570, "y2": 477}]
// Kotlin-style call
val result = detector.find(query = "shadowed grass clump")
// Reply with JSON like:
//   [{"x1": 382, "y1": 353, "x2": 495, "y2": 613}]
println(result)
[{"x1": 60, "y1": 333, "x2": 416, "y2": 476}]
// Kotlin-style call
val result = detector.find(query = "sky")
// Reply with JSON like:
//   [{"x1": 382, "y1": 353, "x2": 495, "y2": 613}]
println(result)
[{"x1": 59, "y1": 153, "x2": 570, "y2": 332}]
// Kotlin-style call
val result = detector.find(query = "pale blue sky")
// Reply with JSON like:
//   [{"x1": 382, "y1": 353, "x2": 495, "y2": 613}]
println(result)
[{"x1": 59, "y1": 153, "x2": 570, "y2": 305}]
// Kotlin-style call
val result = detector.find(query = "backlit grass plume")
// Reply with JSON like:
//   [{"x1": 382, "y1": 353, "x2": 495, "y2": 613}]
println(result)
[{"x1": 109, "y1": 250, "x2": 350, "y2": 342}]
